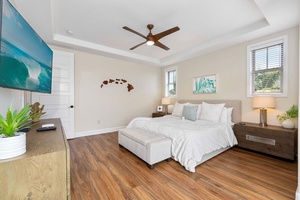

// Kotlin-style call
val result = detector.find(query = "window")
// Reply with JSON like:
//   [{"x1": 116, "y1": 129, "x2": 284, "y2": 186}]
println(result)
[
  {"x1": 165, "y1": 67, "x2": 177, "y2": 97},
  {"x1": 247, "y1": 36, "x2": 288, "y2": 97}
]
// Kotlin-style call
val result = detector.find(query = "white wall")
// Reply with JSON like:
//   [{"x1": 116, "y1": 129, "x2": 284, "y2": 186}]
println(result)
[
  {"x1": 1, "y1": 26, "x2": 297, "y2": 134},
  {"x1": 0, "y1": 88, "x2": 24, "y2": 116},
  {"x1": 165, "y1": 26, "x2": 299, "y2": 127},
  {"x1": 0, "y1": 45, "x2": 162, "y2": 136},
  {"x1": 51, "y1": 46, "x2": 162, "y2": 135}
]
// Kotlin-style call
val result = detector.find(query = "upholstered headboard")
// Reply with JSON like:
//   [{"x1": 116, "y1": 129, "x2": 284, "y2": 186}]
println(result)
[{"x1": 178, "y1": 100, "x2": 241, "y2": 123}]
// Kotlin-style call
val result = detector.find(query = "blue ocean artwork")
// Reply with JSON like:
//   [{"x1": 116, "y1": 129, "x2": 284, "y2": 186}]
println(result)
[
  {"x1": 193, "y1": 75, "x2": 216, "y2": 94},
  {"x1": 0, "y1": 0, "x2": 53, "y2": 93}
]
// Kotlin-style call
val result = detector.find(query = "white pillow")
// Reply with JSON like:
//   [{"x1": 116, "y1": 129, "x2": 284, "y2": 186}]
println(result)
[
  {"x1": 199, "y1": 102, "x2": 225, "y2": 122},
  {"x1": 189, "y1": 103, "x2": 202, "y2": 119},
  {"x1": 172, "y1": 102, "x2": 189, "y2": 117},
  {"x1": 227, "y1": 107, "x2": 233, "y2": 124},
  {"x1": 220, "y1": 107, "x2": 233, "y2": 124}
]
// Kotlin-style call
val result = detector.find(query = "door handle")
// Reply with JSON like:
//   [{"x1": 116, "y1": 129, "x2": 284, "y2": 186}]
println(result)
[{"x1": 69, "y1": 105, "x2": 74, "y2": 108}]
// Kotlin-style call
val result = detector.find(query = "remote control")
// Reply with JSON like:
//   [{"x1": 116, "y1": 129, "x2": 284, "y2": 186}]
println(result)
[{"x1": 36, "y1": 126, "x2": 57, "y2": 132}]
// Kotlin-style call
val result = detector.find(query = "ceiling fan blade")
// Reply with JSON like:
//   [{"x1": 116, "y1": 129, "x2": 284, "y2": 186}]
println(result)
[
  {"x1": 123, "y1": 26, "x2": 147, "y2": 40},
  {"x1": 154, "y1": 41, "x2": 170, "y2": 51},
  {"x1": 130, "y1": 41, "x2": 147, "y2": 50},
  {"x1": 154, "y1": 26, "x2": 180, "y2": 41}
]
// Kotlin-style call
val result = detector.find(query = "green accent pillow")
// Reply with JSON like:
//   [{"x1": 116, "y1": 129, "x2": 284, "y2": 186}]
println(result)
[{"x1": 182, "y1": 105, "x2": 198, "y2": 121}]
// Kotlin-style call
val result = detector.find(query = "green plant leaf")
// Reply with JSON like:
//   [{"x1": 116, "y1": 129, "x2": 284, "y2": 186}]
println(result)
[
  {"x1": 0, "y1": 103, "x2": 32, "y2": 137},
  {"x1": 277, "y1": 105, "x2": 298, "y2": 122},
  {"x1": 286, "y1": 105, "x2": 298, "y2": 118}
]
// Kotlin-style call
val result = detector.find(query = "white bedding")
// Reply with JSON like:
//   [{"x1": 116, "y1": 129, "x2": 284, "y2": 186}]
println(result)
[{"x1": 127, "y1": 115, "x2": 237, "y2": 172}]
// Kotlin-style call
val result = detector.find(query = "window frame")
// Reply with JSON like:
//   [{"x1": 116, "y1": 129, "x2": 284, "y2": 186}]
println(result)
[
  {"x1": 165, "y1": 66, "x2": 177, "y2": 98},
  {"x1": 247, "y1": 35, "x2": 288, "y2": 97}
]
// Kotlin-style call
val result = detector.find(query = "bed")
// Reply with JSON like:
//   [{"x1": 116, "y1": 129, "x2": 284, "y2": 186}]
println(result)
[{"x1": 126, "y1": 100, "x2": 241, "y2": 172}]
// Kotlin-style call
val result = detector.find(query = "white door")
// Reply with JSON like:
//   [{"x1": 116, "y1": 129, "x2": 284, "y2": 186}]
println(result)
[{"x1": 32, "y1": 50, "x2": 75, "y2": 139}]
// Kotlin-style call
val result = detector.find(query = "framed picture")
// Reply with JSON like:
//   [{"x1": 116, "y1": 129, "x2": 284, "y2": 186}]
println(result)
[
  {"x1": 193, "y1": 74, "x2": 217, "y2": 94},
  {"x1": 157, "y1": 106, "x2": 163, "y2": 112}
]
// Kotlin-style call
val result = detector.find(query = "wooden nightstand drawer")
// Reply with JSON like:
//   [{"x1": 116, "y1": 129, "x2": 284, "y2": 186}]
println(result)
[
  {"x1": 152, "y1": 112, "x2": 166, "y2": 118},
  {"x1": 245, "y1": 135, "x2": 276, "y2": 146},
  {"x1": 233, "y1": 122, "x2": 297, "y2": 160}
]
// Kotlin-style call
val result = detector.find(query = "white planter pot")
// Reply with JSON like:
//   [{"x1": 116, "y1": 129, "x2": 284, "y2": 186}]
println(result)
[
  {"x1": 0, "y1": 132, "x2": 26, "y2": 159},
  {"x1": 281, "y1": 119, "x2": 295, "y2": 129}
]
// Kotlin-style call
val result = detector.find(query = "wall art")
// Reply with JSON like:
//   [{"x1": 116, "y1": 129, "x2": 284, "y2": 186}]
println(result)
[
  {"x1": 193, "y1": 74, "x2": 217, "y2": 94},
  {"x1": 100, "y1": 79, "x2": 134, "y2": 92}
]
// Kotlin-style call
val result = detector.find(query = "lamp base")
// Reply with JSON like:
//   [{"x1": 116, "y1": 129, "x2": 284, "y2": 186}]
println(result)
[
  {"x1": 259, "y1": 108, "x2": 268, "y2": 127},
  {"x1": 163, "y1": 105, "x2": 168, "y2": 114}
]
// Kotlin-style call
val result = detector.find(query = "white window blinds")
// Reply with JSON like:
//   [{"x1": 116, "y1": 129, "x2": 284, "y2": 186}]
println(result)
[
  {"x1": 251, "y1": 43, "x2": 283, "y2": 94},
  {"x1": 167, "y1": 69, "x2": 176, "y2": 96},
  {"x1": 165, "y1": 67, "x2": 177, "y2": 97}
]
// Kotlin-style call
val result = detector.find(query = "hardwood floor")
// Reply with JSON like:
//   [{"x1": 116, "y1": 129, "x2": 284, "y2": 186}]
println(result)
[{"x1": 68, "y1": 132, "x2": 298, "y2": 200}]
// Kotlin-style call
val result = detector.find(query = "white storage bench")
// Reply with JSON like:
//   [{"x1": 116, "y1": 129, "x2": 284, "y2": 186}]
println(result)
[{"x1": 118, "y1": 128, "x2": 172, "y2": 169}]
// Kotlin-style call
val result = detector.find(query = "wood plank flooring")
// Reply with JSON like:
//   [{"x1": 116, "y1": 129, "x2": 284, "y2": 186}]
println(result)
[{"x1": 68, "y1": 132, "x2": 298, "y2": 200}]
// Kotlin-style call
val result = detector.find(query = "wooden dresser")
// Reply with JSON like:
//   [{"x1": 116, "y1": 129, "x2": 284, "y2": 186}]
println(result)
[
  {"x1": 0, "y1": 118, "x2": 70, "y2": 200},
  {"x1": 234, "y1": 122, "x2": 297, "y2": 161}
]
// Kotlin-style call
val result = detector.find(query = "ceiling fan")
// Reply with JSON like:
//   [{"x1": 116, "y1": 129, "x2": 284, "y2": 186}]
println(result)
[{"x1": 123, "y1": 24, "x2": 180, "y2": 51}]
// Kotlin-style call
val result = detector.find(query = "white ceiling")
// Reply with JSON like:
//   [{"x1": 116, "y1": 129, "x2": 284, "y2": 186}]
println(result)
[{"x1": 12, "y1": 0, "x2": 300, "y2": 67}]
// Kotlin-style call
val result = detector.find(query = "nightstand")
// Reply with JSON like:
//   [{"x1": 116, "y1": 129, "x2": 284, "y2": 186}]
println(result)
[
  {"x1": 233, "y1": 122, "x2": 297, "y2": 161},
  {"x1": 152, "y1": 112, "x2": 166, "y2": 118}
]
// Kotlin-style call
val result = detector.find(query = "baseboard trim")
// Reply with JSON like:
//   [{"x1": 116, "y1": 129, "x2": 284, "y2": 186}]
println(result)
[{"x1": 75, "y1": 126, "x2": 126, "y2": 138}]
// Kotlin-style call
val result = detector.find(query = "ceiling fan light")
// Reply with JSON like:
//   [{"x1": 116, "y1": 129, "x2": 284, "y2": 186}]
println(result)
[{"x1": 147, "y1": 40, "x2": 154, "y2": 46}]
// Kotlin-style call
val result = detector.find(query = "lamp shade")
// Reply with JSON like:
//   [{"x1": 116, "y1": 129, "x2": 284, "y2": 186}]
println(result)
[
  {"x1": 252, "y1": 96, "x2": 275, "y2": 108},
  {"x1": 161, "y1": 97, "x2": 171, "y2": 105}
]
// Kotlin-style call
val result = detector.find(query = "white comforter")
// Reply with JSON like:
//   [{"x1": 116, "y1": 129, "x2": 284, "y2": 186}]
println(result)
[{"x1": 127, "y1": 115, "x2": 237, "y2": 172}]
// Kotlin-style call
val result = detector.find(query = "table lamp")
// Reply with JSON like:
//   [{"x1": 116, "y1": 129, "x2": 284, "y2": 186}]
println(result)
[
  {"x1": 161, "y1": 98, "x2": 171, "y2": 114},
  {"x1": 252, "y1": 96, "x2": 275, "y2": 127}
]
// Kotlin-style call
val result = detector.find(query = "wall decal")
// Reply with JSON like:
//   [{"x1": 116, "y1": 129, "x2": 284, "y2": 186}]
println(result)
[{"x1": 100, "y1": 79, "x2": 134, "y2": 92}]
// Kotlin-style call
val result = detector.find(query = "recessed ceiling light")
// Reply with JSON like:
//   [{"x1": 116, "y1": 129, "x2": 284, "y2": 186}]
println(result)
[{"x1": 66, "y1": 30, "x2": 74, "y2": 35}]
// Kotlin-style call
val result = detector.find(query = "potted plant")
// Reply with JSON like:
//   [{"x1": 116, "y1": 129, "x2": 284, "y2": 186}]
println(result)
[
  {"x1": 30, "y1": 102, "x2": 46, "y2": 123},
  {"x1": 0, "y1": 103, "x2": 32, "y2": 159},
  {"x1": 277, "y1": 105, "x2": 298, "y2": 129}
]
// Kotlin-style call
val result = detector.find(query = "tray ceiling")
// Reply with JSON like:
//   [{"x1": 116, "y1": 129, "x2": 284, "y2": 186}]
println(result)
[{"x1": 12, "y1": 0, "x2": 300, "y2": 66}]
